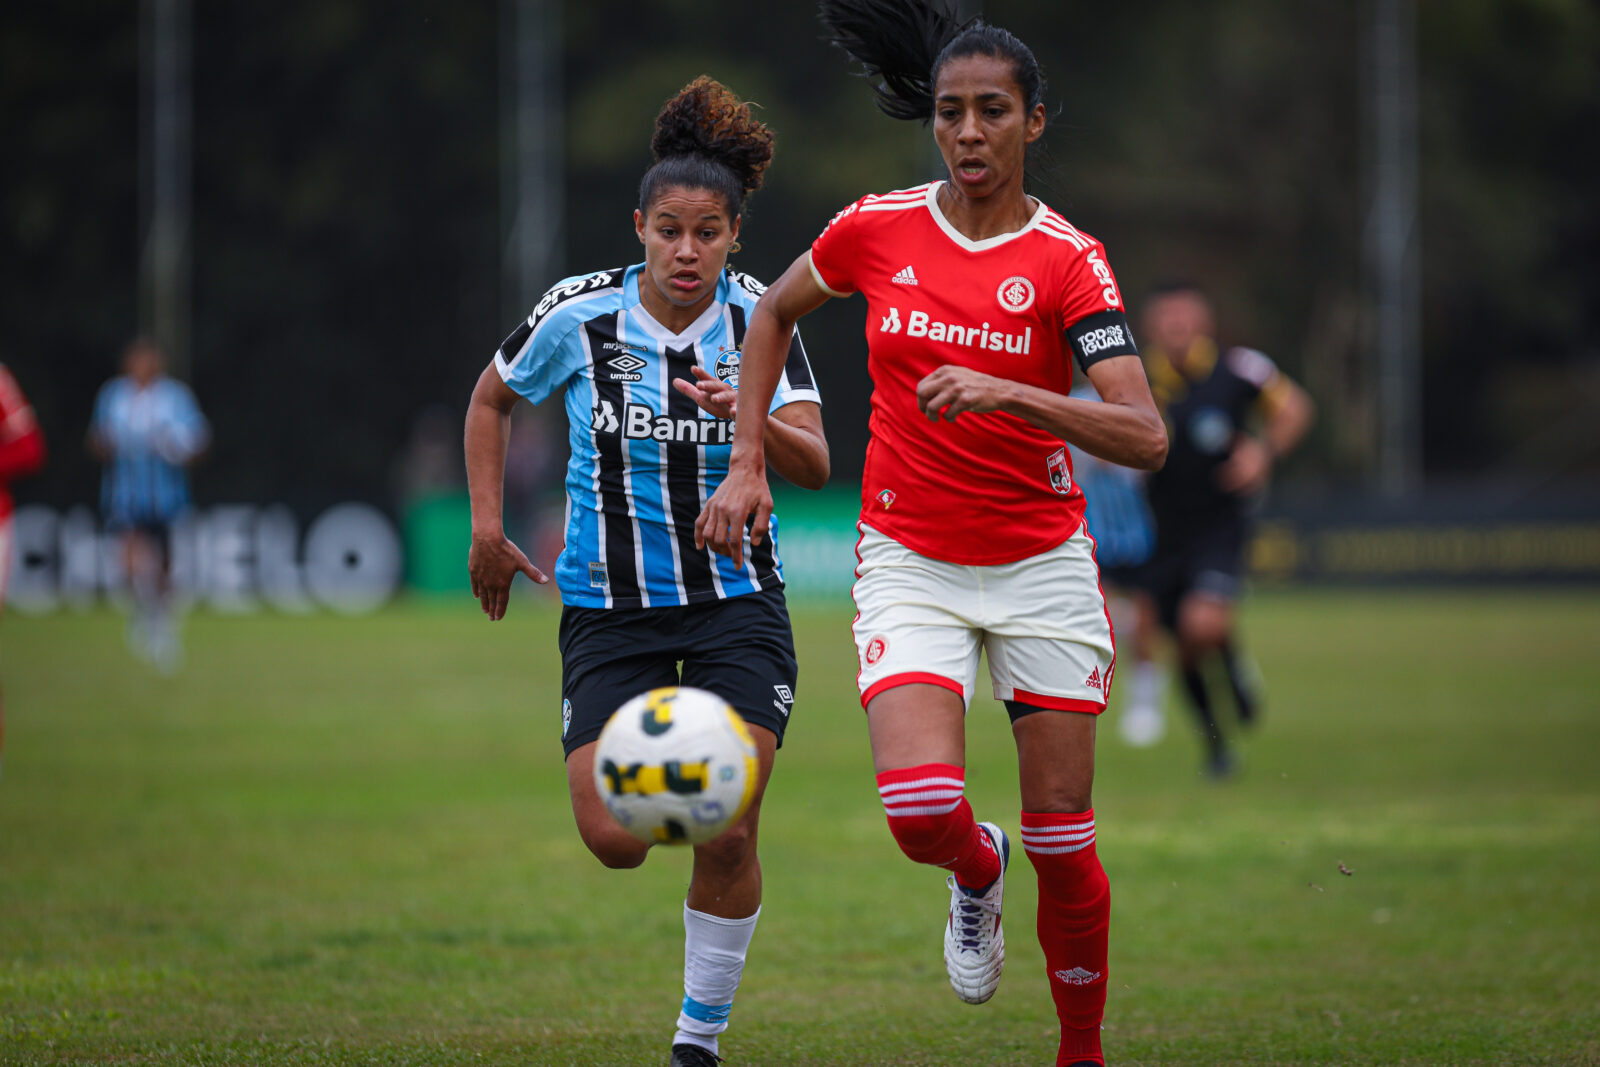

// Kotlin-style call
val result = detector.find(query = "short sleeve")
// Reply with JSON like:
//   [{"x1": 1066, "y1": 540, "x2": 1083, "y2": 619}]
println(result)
[
  {"x1": 808, "y1": 199, "x2": 867, "y2": 298},
  {"x1": 493, "y1": 275, "x2": 613, "y2": 405},
  {"x1": 1060, "y1": 243, "x2": 1139, "y2": 374},
  {"x1": 770, "y1": 327, "x2": 822, "y2": 411},
  {"x1": 167, "y1": 383, "x2": 210, "y2": 457},
  {"x1": 1226, "y1": 346, "x2": 1280, "y2": 394},
  {"x1": 1227, "y1": 347, "x2": 1290, "y2": 415},
  {"x1": 90, "y1": 381, "x2": 116, "y2": 439}
]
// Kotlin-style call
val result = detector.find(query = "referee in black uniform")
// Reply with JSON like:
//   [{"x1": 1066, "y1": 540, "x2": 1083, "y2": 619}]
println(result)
[{"x1": 1138, "y1": 283, "x2": 1314, "y2": 778}]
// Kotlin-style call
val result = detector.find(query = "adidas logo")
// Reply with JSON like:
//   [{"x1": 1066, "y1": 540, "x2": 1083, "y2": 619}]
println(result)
[
  {"x1": 1054, "y1": 966, "x2": 1103, "y2": 986},
  {"x1": 1085, "y1": 667, "x2": 1103, "y2": 691},
  {"x1": 891, "y1": 265, "x2": 918, "y2": 285}
]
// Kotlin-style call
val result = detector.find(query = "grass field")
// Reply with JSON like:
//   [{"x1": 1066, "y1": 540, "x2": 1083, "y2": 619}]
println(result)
[{"x1": 1, "y1": 589, "x2": 1596, "y2": 1066}]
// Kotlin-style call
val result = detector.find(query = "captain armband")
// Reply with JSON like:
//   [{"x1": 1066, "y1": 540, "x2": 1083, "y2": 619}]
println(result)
[{"x1": 1067, "y1": 310, "x2": 1140, "y2": 374}]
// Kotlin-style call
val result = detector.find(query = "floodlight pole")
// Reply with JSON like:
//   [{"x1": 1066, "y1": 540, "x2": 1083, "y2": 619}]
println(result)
[
  {"x1": 139, "y1": 0, "x2": 193, "y2": 379},
  {"x1": 1365, "y1": 0, "x2": 1422, "y2": 496},
  {"x1": 502, "y1": 0, "x2": 565, "y2": 321}
]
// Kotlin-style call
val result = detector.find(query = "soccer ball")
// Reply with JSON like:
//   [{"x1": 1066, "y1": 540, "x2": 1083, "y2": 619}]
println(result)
[{"x1": 592, "y1": 686, "x2": 759, "y2": 846}]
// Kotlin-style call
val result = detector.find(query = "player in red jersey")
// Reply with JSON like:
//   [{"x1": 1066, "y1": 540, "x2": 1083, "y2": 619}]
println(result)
[
  {"x1": 697, "y1": 3, "x2": 1166, "y2": 1064},
  {"x1": 0, "y1": 362, "x2": 47, "y2": 775}
]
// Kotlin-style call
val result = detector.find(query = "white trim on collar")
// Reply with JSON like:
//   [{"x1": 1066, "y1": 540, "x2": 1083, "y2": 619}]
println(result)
[
  {"x1": 924, "y1": 181, "x2": 1048, "y2": 253},
  {"x1": 630, "y1": 273, "x2": 727, "y2": 345}
]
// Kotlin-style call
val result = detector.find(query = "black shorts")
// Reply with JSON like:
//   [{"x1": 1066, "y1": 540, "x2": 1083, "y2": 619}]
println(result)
[
  {"x1": 1138, "y1": 515, "x2": 1248, "y2": 632},
  {"x1": 557, "y1": 587, "x2": 798, "y2": 757},
  {"x1": 106, "y1": 518, "x2": 174, "y2": 568}
]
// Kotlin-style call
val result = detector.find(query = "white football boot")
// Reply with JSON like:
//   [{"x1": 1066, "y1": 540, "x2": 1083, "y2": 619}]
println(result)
[{"x1": 943, "y1": 821, "x2": 1009, "y2": 1004}]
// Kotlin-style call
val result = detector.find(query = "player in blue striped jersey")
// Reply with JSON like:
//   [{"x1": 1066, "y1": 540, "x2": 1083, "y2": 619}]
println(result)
[
  {"x1": 1067, "y1": 381, "x2": 1169, "y2": 747},
  {"x1": 89, "y1": 337, "x2": 209, "y2": 671},
  {"x1": 490, "y1": 260, "x2": 820, "y2": 608},
  {"x1": 464, "y1": 78, "x2": 828, "y2": 1067}
]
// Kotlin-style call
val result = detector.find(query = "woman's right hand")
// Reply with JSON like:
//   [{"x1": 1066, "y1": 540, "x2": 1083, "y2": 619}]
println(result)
[
  {"x1": 696, "y1": 462, "x2": 772, "y2": 568},
  {"x1": 469, "y1": 532, "x2": 548, "y2": 620}
]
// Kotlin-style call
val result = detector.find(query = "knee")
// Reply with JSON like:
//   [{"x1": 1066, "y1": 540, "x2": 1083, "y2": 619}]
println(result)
[
  {"x1": 576, "y1": 819, "x2": 650, "y2": 870},
  {"x1": 694, "y1": 819, "x2": 756, "y2": 874},
  {"x1": 1178, "y1": 611, "x2": 1228, "y2": 656}
]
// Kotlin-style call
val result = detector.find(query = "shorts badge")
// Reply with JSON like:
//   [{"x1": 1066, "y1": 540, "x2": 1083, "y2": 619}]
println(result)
[
  {"x1": 864, "y1": 635, "x2": 888, "y2": 666},
  {"x1": 876, "y1": 489, "x2": 896, "y2": 509},
  {"x1": 561, "y1": 699, "x2": 573, "y2": 738}
]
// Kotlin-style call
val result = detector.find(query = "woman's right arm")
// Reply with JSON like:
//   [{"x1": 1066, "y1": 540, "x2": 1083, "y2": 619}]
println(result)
[
  {"x1": 695, "y1": 252, "x2": 833, "y2": 565},
  {"x1": 465, "y1": 364, "x2": 548, "y2": 619}
]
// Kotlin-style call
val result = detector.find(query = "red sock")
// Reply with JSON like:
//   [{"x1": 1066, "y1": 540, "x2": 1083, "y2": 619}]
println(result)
[
  {"x1": 875, "y1": 763, "x2": 1001, "y2": 890},
  {"x1": 1022, "y1": 809, "x2": 1110, "y2": 1067}
]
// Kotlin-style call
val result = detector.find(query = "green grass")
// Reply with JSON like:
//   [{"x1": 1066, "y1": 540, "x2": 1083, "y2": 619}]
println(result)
[{"x1": 1, "y1": 589, "x2": 1597, "y2": 1065}]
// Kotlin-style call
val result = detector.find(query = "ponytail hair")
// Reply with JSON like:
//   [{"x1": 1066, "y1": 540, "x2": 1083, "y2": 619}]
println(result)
[
  {"x1": 818, "y1": 0, "x2": 1048, "y2": 123},
  {"x1": 638, "y1": 76, "x2": 774, "y2": 220}
]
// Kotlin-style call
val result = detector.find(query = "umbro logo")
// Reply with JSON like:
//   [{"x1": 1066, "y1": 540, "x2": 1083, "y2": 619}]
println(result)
[
  {"x1": 892, "y1": 265, "x2": 919, "y2": 286},
  {"x1": 605, "y1": 353, "x2": 646, "y2": 382},
  {"x1": 1054, "y1": 966, "x2": 1103, "y2": 986},
  {"x1": 772, "y1": 684, "x2": 794, "y2": 718},
  {"x1": 1085, "y1": 667, "x2": 1103, "y2": 691}
]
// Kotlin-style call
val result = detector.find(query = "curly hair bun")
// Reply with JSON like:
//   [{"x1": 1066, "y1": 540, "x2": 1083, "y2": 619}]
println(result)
[{"x1": 651, "y1": 76, "x2": 774, "y2": 200}]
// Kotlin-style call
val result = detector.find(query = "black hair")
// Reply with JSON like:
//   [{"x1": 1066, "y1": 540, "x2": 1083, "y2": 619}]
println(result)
[
  {"x1": 818, "y1": 0, "x2": 1047, "y2": 123},
  {"x1": 637, "y1": 76, "x2": 774, "y2": 221}
]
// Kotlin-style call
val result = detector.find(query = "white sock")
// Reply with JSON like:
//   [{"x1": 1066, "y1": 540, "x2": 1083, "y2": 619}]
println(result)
[
  {"x1": 673, "y1": 903, "x2": 760, "y2": 1055},
  {"x1": 1130, "y1": 660, "x2": 1166, "y2": 714}
]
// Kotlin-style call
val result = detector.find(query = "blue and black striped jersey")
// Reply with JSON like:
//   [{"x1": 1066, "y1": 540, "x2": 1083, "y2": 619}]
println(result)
[
  {"x1": 91, "y1": 375, "x2": 209, "y2": 526},
  {"x1": 1067, "y1": 382, "x2": 1155, "y2": 569},
  {"x1": 495, "y1": 264, "x2": 821, "y2": 609}
]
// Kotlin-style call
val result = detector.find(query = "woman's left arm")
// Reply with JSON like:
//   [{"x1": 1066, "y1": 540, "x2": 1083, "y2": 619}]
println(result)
[{"x1": 915, "y1": 354, "x2": 1167, "y2": 471}]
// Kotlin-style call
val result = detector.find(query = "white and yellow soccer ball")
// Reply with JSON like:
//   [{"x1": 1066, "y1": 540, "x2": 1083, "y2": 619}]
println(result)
[{"x1": 592, "y1": 686, "x2": 760, "y2": 846}]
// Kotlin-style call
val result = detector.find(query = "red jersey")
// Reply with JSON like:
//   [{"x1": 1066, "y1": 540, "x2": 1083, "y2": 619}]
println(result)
[
  {"x1": 809, "y1": 182, "x2": 1138, "y2": 565},
  {"x1": 0, "y1": 364, "x2": 46, "y2": 522}
]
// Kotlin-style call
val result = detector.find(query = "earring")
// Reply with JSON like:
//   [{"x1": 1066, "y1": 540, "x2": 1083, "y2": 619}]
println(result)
[{"x1": 730, "y1": 241, "x2": 742, "y2": 254}]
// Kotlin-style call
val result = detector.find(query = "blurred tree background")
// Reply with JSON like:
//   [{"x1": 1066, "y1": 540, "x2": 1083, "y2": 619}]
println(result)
[{"x1": 3, "y1": 0, "x2": 1597, "y2": 517}]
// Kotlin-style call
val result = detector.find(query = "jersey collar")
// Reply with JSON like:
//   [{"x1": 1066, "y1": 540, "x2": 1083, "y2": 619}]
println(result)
[
  {"x1": 924, "y1": 181, "x2": 1048, "y2": 253},
  {"x1": 625, "y1": 264, "x2": 728, "y2": 347}
]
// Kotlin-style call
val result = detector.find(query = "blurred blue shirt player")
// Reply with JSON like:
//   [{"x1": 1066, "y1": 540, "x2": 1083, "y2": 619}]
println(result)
[
  {"x1": 89, "y1": 338, "x2": 209, "y2": 671},
  {"x1": 91, "y1": 340, "x2": 209, "y2": 531},
  {"x1": 1068, "y1": 381, "x2": 1168, "y2": 746},
  {"x1": 1067, "y1": 382, "x2": 1155, "y2": 579}
]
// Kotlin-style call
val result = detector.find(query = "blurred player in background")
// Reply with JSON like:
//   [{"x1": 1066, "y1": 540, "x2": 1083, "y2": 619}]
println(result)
[
  {"x1": 464, "y1": 79, "x2": 827, "y2": 1067},
  {"x1": 698, "y1": 4, "x2": 1167, "y2": 1063},
  {"x1": 89, "y1": 338, "x2": 209, "y2": 673},
  {"x1": 1139, "y1": 283, "x2": 1314, "y2": 778},
  {"x1": 1065, "y1": 380, "x2": 1167, "y2": 748},
  {"x1": 0, "y1": 361, "x2": 47, "y2": 775}
]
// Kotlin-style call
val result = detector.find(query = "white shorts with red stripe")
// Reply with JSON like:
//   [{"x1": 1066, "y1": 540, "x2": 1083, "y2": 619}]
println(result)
[{"x1": 852, "y1": 522, "x2": 1115, "y2": 713}]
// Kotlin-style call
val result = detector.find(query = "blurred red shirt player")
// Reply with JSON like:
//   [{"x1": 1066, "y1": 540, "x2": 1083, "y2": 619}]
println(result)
[{"x1": 0, "y1": 362, "x2": 46, "y2": 773}]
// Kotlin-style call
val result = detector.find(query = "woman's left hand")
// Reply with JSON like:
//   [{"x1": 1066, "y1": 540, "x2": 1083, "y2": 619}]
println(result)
[{"x1": 673, "y1": 365, "x2": 738, "y2": 420}]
